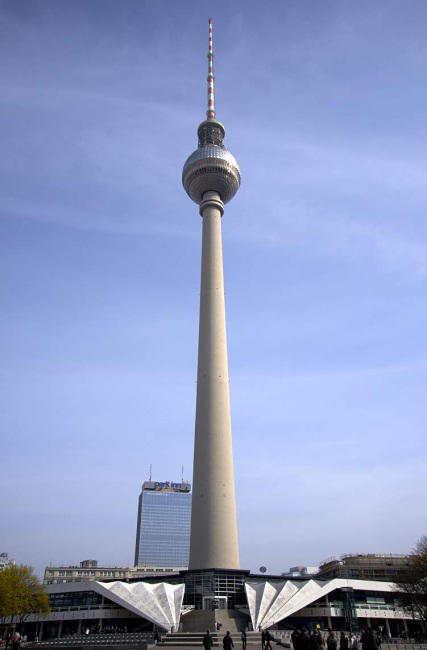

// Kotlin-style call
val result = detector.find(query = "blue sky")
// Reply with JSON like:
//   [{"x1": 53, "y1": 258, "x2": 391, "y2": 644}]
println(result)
[{"x1": 1, "y1": 0, "x2": 426, "y2": 578}]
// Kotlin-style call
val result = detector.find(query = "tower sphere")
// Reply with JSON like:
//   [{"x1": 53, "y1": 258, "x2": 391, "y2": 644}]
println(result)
[{"x1": 182, "y1": 119, "x2": 241, "y2": 205}]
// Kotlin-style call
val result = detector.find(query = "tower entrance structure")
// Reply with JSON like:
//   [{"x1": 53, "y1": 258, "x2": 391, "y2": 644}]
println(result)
[{"x1": 182, "y1": 18, "x2": 241, "y2": 572}]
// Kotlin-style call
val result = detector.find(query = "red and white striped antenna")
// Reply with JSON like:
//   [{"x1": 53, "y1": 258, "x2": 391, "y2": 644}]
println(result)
[{"x1": 207, "y1": 18, "x2": 216, "y2": 120}]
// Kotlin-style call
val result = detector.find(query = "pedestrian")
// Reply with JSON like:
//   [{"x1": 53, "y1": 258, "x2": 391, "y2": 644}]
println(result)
[
  {"x1": 265, "y1": 630, "x2": 273, "y2": 650},
  {"x1": 361, "y1": 630, "x2": 369, "y2": 650},
  {"x1": 291, "y1": 630, "x2": 301, "y2": 650},
  {"x1": 299, "y1": 629, "x2": 310, "y2": 650},
  {"x1": 262, "y1": 630, "x2": 266, "y2": 650},
  {"x1": 203, "y1": 630, "x2": 213, "y2": 650},
  {"x1": 241, "y1": 630, "x2": 247, "y2": 650},
  {"x1": 340, "y1": 633, "x2": 348, "y2": 650},
  {"x1": 327, "y1": 631, "x2": 337, "y2": 650},
  {"x1": 11, "y1": 633, "x2": 21, "y2": 650},
  {"x1": 310, "y1": 630, "x2": 321, "y2": 650},
  {"x1": 223, "y1": 631, "x2": 234, "y2": 650},
  {"x1": 154, "y1": 631, "x2": 160, "y2": 645},
  {"x1": 370, "y1": 630, "x2": 381, "y2": 650}
]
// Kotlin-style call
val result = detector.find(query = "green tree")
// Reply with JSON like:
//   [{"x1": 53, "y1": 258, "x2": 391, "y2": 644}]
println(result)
[
  {"x1": 394, "y1": 535, "x2": 427, "y2": 629},
  {"x1": 0, "y1": 565, "x2": 50, "y2": 626},
  {"x1": 0, "y1": 569, "x2": 14, "y2": 624}
]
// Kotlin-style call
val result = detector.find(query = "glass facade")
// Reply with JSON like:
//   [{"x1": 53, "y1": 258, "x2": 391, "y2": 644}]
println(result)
[
  {"x1": 49, "y1": 591, "x2": 103, "y2": 609},
  {"x1": 134, "y1": 490, "x2": 191, "y2": 567},
  {"x1": 183, "y1": 570, "x2": 248, "y2": 610}
]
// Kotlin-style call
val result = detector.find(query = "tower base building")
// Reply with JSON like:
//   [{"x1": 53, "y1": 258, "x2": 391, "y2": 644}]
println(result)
[{"x1": 10, "y1": 571, "x2": 423, "y2": 640}]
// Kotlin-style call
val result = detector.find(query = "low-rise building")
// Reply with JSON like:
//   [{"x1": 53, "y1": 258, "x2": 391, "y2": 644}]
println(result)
[
  {"x1": 44, "y1": 560, "x2": 187, "y2": 585},
  {"x1": 317, "y1": 553, "x2": 410, "y2": 582}
]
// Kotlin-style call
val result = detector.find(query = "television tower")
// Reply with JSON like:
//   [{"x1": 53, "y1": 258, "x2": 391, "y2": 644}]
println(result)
[{"x1": 182, "y1": 19, "x2": 241, "y2": 570}]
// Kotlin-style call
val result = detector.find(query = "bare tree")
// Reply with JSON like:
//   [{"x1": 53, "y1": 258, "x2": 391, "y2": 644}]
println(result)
[{"x1": 394, "y1": 536, "x2": 427, "y2": 631}]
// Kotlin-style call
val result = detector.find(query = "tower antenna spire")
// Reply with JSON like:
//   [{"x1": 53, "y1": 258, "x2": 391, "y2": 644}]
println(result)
[{"x1": 207, "y1": 18, "x2": 215, "y2": 120}]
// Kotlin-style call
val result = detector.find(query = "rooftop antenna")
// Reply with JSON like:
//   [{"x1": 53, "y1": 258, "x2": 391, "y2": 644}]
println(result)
[
  {"x1": 207, "y1": 18, "x2": 215, "y2": 120},
  {"x1": 149, "y1": 464, "x2": 152, "y2": 481}
]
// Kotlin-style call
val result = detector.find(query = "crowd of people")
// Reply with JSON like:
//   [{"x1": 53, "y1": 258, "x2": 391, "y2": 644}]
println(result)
[
  {"x1": 202, "y1": 629, "x2": 234, "y2": 650},
  {"x1": 88, "y1": 625, "x2": 130, "y2": 635},
  {"x1": 202, "y1": 627, "x2": 274, "y2": 650},
  {"x1": 201, "y1": 626, "x2": 389, "y2": 650},
  {"x1": 3, "y1": 624, "x2": 421, "y2": 649},
  {"x1": 291, "y1": 627, "x2": 385, "y2": 650}
]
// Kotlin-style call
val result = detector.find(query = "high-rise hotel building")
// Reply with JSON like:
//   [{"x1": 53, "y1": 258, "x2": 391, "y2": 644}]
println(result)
[{"x1": 134, "y1": 481, "x2": 191, "y2": 568}]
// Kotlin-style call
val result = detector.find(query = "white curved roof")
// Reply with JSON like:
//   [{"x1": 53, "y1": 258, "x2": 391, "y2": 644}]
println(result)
[
  {"x1": 245, "y1": 578, "x2": 396, "y2": 630},
  {"x1": 96, "y1": 580, "x2": 184, "y2": 631}
]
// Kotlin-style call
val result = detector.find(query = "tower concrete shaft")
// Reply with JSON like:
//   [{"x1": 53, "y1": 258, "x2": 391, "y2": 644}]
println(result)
[
  {"x1": 189, "y1": 191, "x2": 240, "y2": 570},
  {"x1": 182, "y1": 19, "x2": 241, "y2": 570}
]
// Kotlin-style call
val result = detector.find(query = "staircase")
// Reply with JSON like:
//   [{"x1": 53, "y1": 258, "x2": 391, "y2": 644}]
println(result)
[
  {"x1": 181, "y1": 610, "x2": 215, "y2": 633},
  {"x1": 161, "y1": 632, "x2": 261, "y2": 647},
  {"x1": 214, "y1": 610, "x2": 250, "y2": 633},
  {"x1": 181, "y1": 610, "x2": 250, "y2": 634}
]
